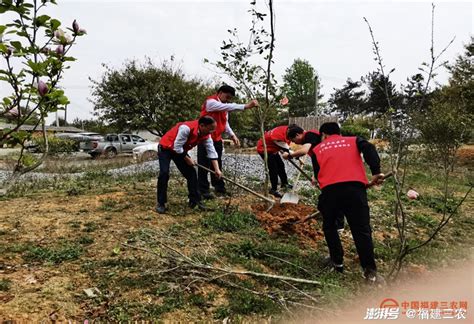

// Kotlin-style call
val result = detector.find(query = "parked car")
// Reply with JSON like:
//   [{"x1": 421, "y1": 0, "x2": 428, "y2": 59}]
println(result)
[
  {"x1": 132, "y1": 143, "x2": 158, "y2": 162},
  {"x1": 80, "y1": 133, "x2": 153, "y2": 158}
]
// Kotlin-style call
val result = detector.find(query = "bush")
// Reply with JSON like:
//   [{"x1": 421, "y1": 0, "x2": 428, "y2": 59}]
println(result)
[
  {"x1": 341, "y1": 123, "x2": 370, "y2": 139},
  {"x1": 31, "y1": 135, "x2": 77, "y2": 154}
]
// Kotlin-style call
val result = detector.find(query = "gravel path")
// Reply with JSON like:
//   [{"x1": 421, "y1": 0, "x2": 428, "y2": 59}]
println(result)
[{"x1": 0, "y1": 149, "x2": 307, "y2": 188}]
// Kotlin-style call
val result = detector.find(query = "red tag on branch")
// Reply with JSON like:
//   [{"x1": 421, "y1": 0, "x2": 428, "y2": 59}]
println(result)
[{"x1": 280, "y1": 96, "x2": 289, "y2": 106}]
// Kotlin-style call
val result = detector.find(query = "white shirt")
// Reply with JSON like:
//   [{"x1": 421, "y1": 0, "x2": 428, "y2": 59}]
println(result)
[
  {"x1": 173, "y1": 125, "x2": 218, "y2": 159},
  {"x1": 205, "y1": 98, "x2": 245, "y2": 138}
]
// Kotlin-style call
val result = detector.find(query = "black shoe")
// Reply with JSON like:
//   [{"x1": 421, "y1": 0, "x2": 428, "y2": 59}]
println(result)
[
  {"x1": 201, "y1": 192, "x2": 215, "y2": 200},
  {"x1": 334, "y1": 265, "x2": 344, "y2": 273},
  {"x1": 282, "y1": 183, "x2": 293, "y2": 190},
  {"x1": 321, "y1": 256, "x2": 344, "y2": 273},
  {"x1": 269, "y1": 189, "x2": 283, "y2": 198},
  {"x1": 363, "y1": 268, "x2": 384, "y2": 285},
  {"x1": 189, "y1": 201, "x2": 207, "y2": 211},
  {"x1": 155, "y1": 204, "x2": 166, "y2": 214}
]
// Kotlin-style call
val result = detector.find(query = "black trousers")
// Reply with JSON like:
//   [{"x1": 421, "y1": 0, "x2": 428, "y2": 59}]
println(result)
[
  {"x1": 317, "y1": 182, "x2": 376, "y2": 271},
  {"x1": 198, "y1": 140, "x2": 225, "y2": 193},
  {"x1": 259, "y1": 152, "x2": 289, "y2": 191},
  {"x1": 157, "y1": 146, "x2": 200, "y2": 206}
]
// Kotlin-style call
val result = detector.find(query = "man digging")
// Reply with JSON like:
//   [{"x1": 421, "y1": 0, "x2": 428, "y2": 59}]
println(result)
[{"x1": 156, "y1": 116, "x2": 222, "y2": 214}]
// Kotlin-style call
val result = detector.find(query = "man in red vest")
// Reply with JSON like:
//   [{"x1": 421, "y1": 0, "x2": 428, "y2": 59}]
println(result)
[
  {"x1": 285, "y1": 125, "x2": 346, "y2": 233},
  {"x1": 256, "y1": 125, "x2": 293, "y2": 197},
  {"x1": 198, "y1": 85, "x2": 258, "y2": 199},
  {"x1": 157, "y1": 116, "x2": 222, "y2": 214},
  {"x1": 312, "y1": 122, "x2": 385, "y2": 282}
]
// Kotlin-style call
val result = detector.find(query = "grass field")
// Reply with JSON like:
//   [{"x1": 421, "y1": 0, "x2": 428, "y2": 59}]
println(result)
[{"x1": 0, "y1": 152, "x2": 472, "y2": 321}]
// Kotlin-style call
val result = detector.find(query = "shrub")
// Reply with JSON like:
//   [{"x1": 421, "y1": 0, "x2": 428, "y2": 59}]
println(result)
[
  {"x1": 341, "y1": 123, "x2": 370, "y2": 139},
  {"x1": 31, "y1": 135, "x2": 77, "y2": 154}
]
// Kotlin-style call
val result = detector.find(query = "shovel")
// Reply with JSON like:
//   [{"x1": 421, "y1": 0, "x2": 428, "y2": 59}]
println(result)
[
  {"x1": 281, "y1": 156, "x2": 306, "y2": 204},
  {"x1": 195, "y1": 163, "x2": 275, "y2": 211}
]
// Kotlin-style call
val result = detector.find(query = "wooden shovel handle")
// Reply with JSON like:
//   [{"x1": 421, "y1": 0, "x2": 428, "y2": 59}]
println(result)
[{"x1": 195, "y1": 163, "x2": 274, "y2": 204}]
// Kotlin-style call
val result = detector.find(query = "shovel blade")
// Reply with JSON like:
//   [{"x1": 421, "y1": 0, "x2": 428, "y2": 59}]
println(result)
[{"x1": 280, "y1": 192, "x2": 299, "y2": 204}]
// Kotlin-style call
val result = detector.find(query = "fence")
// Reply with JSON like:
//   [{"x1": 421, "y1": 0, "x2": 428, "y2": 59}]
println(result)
[{"x1": 288, "y1": 116, "x2": 338, "y2": 130}]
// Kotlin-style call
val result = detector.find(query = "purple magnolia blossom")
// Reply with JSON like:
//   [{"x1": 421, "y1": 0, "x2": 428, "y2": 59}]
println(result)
[
  {"x1": 72, "y1": 20, "x2": 80, "y2": 33},
  {"x1": 38, "y1": 80, "x2": 48, "y2": 97},
  {"x1": 55, "y1": 45, "x2": 64, "y2": 55},
  {"x1": 54, "y1": 29, "x2": 64, "y2": 39}
]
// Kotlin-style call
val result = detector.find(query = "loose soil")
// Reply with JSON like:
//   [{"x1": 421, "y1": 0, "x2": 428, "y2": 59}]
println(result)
[{"x1": 253, "y1": 202, "x2": 324, "y2": 246}]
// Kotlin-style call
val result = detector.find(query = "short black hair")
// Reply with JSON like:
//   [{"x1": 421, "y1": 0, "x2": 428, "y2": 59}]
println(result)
[
  {"x1": 287, "y1": 124, "x2": 304, "y2": 139},
  {"x1": 319, "y1": 122, "x2": 341, "y2": 135},
  {"x1": 198, "y1": 115, "x2": 216, "y2": 126},
  {"x1": 217, "y1": 85, "x2": 236, "y2": 96}
]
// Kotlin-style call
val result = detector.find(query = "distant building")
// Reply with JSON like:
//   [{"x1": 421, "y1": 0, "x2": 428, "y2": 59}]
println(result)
[{"x1": 0, "y1": 122, "x2": 83, "y2": 134}]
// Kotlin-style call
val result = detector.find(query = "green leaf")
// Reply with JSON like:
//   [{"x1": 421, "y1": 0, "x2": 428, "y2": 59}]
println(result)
[
  {"x1": 0, "y1": 25, "x2": 6, "y2": 34},
  {"x1": 35, "y1": 15, "x2": 50, "y2": 27},
  {"x1": 2, "y1": 97, "x2": 11, "y2": 105},
  {"x1": 10, "y1": 41, "x2": 22, "y2": 51},
  {"x1": 0, "y1": 44, "x2": 7, "y2": 53},
  {"x1": 58, "y1": 95, "x2": 70, "y2": 105},
  {"x1": 50, "y1": 19, "x2": 61, "y2": 31}
]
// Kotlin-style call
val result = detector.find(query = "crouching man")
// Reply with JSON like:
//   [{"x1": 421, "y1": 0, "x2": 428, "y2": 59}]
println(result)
[{"x1": 156, "y1": 116, "x2": 222, "y2": 214}]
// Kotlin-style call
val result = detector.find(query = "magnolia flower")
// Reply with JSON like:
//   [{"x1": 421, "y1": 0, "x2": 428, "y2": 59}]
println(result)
[
  {"x1": 407, "y1": 189, "x2": 419, "y2": 200},
  {"x1": 72, "y1": 19, "x2": 80, "y2": 33},
  {"x1": 55, "y1": 44, "x2": 64, "y2": 55},
  {"x1": 37, "y1": 80, "x2": 48, "y2": 97},
  {"x1": 78, "y1": 28, "x2": 87, "y2": 35},
  {"x1": 54, "y1": 29, "x2": 65, "y2": 39}
]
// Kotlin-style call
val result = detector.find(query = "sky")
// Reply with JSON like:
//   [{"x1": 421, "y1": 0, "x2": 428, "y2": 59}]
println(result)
[{"x1": 0, "y1": 0, "x2": 472, "y2": 124}]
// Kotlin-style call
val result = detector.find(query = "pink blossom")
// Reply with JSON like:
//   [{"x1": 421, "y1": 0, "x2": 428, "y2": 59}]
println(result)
[{"x1": 38, "y1": 80, "x2": 48, "y2": 97}]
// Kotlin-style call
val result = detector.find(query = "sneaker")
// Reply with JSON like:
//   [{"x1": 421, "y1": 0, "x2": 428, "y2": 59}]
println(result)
[
  {"x1": 269, "y1": 189, "x2": 283, "y2": 198},
  {"x1": 155, "y1": 204, "x2": 166, "y2": 214},
  {"x1": 189, "y1": 201, "x2": 207, "y2": 211},
  {"x1": 334, "y1": 264, "x2": 344, "y2": 273},
  {"x1": 321, "y1": 256, "x2": 343, "y2": 273},
  {"x1": 363, "y1": 269, "x2": 385, "y2": 285},
  {"x1": 282, "y1": 183, "x2": 293, "y2": 190},
  {"x1": 201, "y1": 192, "x2": 215, "y2": 200}
]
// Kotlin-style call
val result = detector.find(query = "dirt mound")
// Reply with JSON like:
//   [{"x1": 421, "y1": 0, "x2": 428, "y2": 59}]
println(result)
[
  {"x1": 457, "y1": 145, "x2": 474, "y2": 165},
  {"x1": 252, "y1": 203, "x2": 324, "y2": 246}
]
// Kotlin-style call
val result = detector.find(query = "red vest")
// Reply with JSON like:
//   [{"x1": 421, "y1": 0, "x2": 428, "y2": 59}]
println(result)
[
  {"x1": 200, "y1": 94, "x2": 226, "y2": 142},
  {"x1": 256, "y1": 126, "x2": 289, "y2": 154},
  {"x1": 313, "y1": 135, "x2": 368, "y2": 189},
  {"x1": 304, "y1": 130, "x2": 320, "y2": 157},
  {"x1": 160, "y1": 120, "x2": 209, "y2": 153}
]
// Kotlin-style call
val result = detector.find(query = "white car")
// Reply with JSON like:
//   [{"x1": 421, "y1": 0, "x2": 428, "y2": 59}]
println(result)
[{"x1": 132, "y1": 143, "x2": 158, "y2": 162}]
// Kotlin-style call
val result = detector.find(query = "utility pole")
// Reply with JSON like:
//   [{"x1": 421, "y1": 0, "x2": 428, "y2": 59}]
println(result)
[{"x1": 314, "y1": 73, "x2": 319, "y2": 116}]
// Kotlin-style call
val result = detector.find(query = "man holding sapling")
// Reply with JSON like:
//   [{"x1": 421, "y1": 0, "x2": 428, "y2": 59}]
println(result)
[{"x1": 198, "y1": 85, "x2": 258, "y2": 199}]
